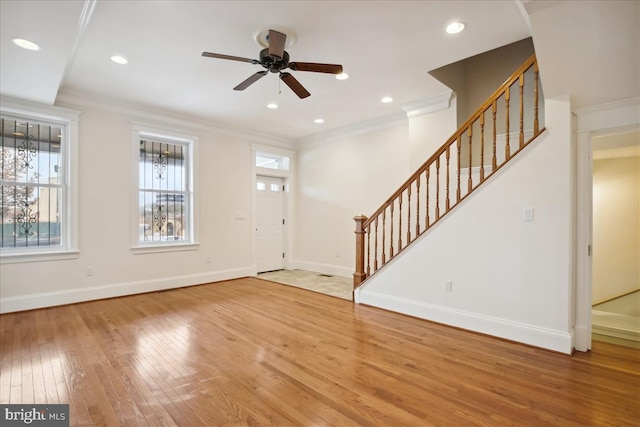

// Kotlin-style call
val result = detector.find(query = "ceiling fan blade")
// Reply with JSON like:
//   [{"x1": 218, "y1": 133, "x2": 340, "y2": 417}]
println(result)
[
  {"x1": 268, "y1": 29, "x2": 286, "y2": 59},
  {"x1": 234, "y1": 71, "x2": 268, "y2": 91},
  {"x1": 202, "y1": 52, "x2": 258, "y2": 64},
  {"x1": 280, "y1": 72, "x2": 310, "y2": 99},
  {"x1": 289, "y1": 62, "x2": 343, "y2": 74}
]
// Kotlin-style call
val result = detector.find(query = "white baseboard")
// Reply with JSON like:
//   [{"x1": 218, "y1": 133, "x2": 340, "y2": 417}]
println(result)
[
  {"x1": 292, "y1": 260, "x2": 352, "y2": 278},
  {"x1": 359, "y1": 290, "x2": 573, "y2": 354},
  {"x1": 0, "y1": 267, "x2": 253, "y2": 314},
  {"x1": 592, "y1": 310, "x2": 640, "y2": 342}
]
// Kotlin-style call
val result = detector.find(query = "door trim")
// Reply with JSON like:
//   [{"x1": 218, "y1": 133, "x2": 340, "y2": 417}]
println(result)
[
  {"x1": 251, "y1": 146, "x2": 295, "y2": 275},
  {"x1": 574, "y1": 97, "x2": 639, "y2": 352}
]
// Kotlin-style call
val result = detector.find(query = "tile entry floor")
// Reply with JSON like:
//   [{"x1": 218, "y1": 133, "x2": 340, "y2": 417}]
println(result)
[{"x1": 257, "y1": 269, "x2": 352, "y2": 300}]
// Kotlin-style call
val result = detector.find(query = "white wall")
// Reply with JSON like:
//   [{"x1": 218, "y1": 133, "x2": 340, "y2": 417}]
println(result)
[
  {"x1": 0, "y1": 102, "x2": 284, "y2": 312},
  {"x1": 357, "y1": 96, "x2": 575, "y2": 353},
  {"x1": 295, "y1": 123, "x2": 410, "y2": 277},
  {"x1": 408, "y1": 96, "x2": 458, "y2": 171}
]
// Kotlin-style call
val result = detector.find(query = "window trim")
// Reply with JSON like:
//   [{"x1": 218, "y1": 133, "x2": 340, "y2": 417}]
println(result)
[
  {"x1": 0, "y1": 101, "x2": 80, "y2": 264},
  {"x1": 131, "y1": 123, "x2": 199, "y2": 254}
]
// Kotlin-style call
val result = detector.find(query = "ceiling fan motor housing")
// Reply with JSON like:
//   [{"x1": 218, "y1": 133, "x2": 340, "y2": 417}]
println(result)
[{"x1": 259, "y1": 48, "x2": 290, "y2": 73}]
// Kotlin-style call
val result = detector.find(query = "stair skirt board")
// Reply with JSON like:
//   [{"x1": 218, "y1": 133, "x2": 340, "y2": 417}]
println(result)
[
  {"x1": 591, "y1": 310, "x2": 640, "y2": 342},
  {"x1": 357, "y1": 290, "x2": 573, "y2": 354}
]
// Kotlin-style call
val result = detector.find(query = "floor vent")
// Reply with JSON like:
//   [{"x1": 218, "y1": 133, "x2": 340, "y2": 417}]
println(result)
[{"x1": 318, "y1": 274, "x2": 333, "y2": 278}]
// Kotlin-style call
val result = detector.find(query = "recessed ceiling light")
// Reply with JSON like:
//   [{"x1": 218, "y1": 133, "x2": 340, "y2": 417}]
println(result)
[
  {"x1": 110, "y1": 55, "x2": 128, "y2": 65},
  {"x1": 336, "y1": 72, "x2": 349, "y2": 80},
  {"x1": 12, "y1": 38, "x2": 41, "y2": 51},
  {"x1": 446, "y1": 22, "x2": 465, "y2": 34},
  {"x1": 381, "y1": 96, "x2": 393, "y2": 104},
  {"x1": 314, "y1": 118, "x2": 325, "y2": 124},
  {"x1": 267, "y1": 103, "x2": 278, "y2": 109}
]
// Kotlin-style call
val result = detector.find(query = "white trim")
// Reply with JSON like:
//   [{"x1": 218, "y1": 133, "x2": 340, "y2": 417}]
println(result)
[
  {"x1": 56, "y1": 89, "x2": 295, "y2": 149},
  {"x1": 298, "y1": 112, "x2": 408, "y2": 147},
  {"x1": 401, "y1": 90, "x2": 453, "y2": 118},
  {"x1": 574, "y1": 97, "x2": 640, "y2": 352},
  {"x1": 251, "y1": 146, "x2": 296, "y2": 272},
  {"x1": 131, "y1": 123, "x2": 198, "y2": 250},
  {"x1": 359, "y1": 290, "x2": 574, "y2": 354},
  {"x1": 131, "y1": 243, "x2": 199, "y2": 254},
  {"x1": 591, "y1": 311, "x2": 640, "y2": 342},
  {"x1": 59, "y1": 0, "x2": 97, "y2": 78},
  {"x1": 0, "y1": 98, "x2": 81, "y2": 262},
  {"x1": 0, "y1": 250, "x2": 79, "y2": 264},
  {"x1": 574, "y1": 98, "x2": 640, "y2": 132},
  {"x1": 293, "y1": 260, "x2": 352, "y2": 278},
  {"x1": 0, "y1": 266, "x2": 252, "y2": 313}
]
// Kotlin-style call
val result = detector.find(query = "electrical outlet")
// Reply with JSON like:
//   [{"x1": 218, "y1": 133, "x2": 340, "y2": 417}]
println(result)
[
  {"x1": 444, "y1": 280, "x2": 453, "y2": 292},
  {"x1": 205, "y1": 256, "x2": 211, "y2": 264},
  {"x1": 523, "y1": 207, "x2": 534, "y2": 221},
  {"x1": 85, "y1": 266, "x2": 94, "y2": 276}
]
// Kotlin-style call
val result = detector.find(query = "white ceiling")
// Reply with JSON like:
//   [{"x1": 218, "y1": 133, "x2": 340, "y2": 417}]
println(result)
[{"x1": 1, "y1": 1, "x2": 638, "y2": 142}]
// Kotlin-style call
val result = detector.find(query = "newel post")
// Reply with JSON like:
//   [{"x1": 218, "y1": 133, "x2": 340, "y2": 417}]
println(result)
[{"x1": 353, "y1": 215, "x2": 368, "y2": 289}]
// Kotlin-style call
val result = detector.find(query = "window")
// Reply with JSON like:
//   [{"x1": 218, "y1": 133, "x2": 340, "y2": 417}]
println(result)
[
  {"x1": 136, "y1": 131, "x2": 195, "y2": 249},
  {"x1": 1, "y1": 106, "x2": 78, "y2": 261},
  {"x1": 256, "y1": 152, "x2": 290, "y2": 171}
]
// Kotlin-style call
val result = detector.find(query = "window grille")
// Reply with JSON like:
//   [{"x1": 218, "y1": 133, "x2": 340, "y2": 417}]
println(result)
[
  {"x1": 138, "y1": 138, "x2": 190, "y2": 243},
  {"x1": 1, "y1": 116, "x2": 64, "y2": 249}
]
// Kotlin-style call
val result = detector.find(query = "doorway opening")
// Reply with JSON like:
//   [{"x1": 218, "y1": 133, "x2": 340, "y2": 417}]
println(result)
[
  {"x1": 252, "y1": 146, "x2": 294, "y2": 275},
  {"x1": 590, "y1": 130, "x2": 640, "y2": 348}
]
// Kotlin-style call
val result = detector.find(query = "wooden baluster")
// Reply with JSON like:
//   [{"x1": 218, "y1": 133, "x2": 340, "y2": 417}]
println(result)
[
  {"x1": 415, "y1": 175, "x2": 421, "y2": 237},
  {"x1": 425, "y1": 168, "x2": 430, "y2": 229},
  {"x1": 456, "y1": 137, "x2": 461, "y2": 202},
  {"x1": 435, "y1": 157, "x2": 440, "y2": 220},
  {"x1": 480, "y1": 112, "x2": 485, "y2": 182},
  {"x1": 374, "y1": 216, "x2": 379, "y2": 272},
  {"x1": 534, "y1": 62, "x2": 540, "y2": 135},
  {"x1": 505, "y1": 86, "x2": 511, "y2": 160},
  {"x1": 353, "y1": 215, "x2": 368, "y2": 288},
  {"x1": 390, "y1": 203, "x2": 394, "y2": 258},
  {"x1": 407, "y1": 185, "x2": 412, "y2": 243},
  {"x1": 381, "y1": 209, "x2": 386, "y2": 265},
  {"x1": 468, "y1": 125, "x2": 473, "y2": 193},
  {"x1": 366, "y1": 224, "x2": 370, "y2": 276},
  {"x1": 492, "y1": 100, "x2": 497, "y2": 171},
  {"x1": 445, "y1": 146, "x2": 451, "y2": 211},
  {"x1": 398, "y1": 193, "x2": 403, "y2": 251},
  {"x1": 519, "y1": 73, "x2": 525, "y2": 149}
]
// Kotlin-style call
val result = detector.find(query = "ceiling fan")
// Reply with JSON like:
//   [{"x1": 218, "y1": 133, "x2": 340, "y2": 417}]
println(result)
[{"x1": 202, "y1": 29, "x2": 343, "y2": 99}]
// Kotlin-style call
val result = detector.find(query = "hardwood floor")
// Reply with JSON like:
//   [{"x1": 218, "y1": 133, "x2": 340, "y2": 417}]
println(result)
[{"x1": 1, "y1": 277, "x2": 639, "y2": 426}]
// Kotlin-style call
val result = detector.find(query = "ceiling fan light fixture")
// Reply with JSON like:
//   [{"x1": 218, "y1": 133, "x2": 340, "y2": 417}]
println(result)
[
  {"x1": 253, "y1": 26, "x2": 296, "y2": 49},
  {"x1": 314, "y1": 118, "x2": 325, "y2": 124},
  {"x1": 446, "y1": 22, "x2": 465, "y2": 34},
  {"x1": 266, "y1": 103, "x2": 278, "y2": 109},
  {"x1": 12, "y1": 37, "x2": 41, "y2": 51},
  {"x1": 381, "y1": 96, "x2": 393, "y2": 104},
  {"x1": 336, "y1": 72, "x2": 349, "y2": 80}
]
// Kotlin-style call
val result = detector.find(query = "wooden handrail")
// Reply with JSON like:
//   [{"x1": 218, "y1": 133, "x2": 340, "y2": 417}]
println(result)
[{"x1": 354, "y1": 54, "x2": 545, "y2": 289}]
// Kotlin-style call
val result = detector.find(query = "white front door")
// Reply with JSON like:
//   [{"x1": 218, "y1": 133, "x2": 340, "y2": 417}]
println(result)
[{"x1": 256, "y1": 176, "x2": 284, "y2": 273}]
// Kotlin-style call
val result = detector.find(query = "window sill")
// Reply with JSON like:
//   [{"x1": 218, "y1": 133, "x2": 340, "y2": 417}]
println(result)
[
  {"x1": 131, "y1": 242, "x2": 200, "y2": 255},
  {"x1": 0, "y1": 249, "x2": 80, "y2": 264}
]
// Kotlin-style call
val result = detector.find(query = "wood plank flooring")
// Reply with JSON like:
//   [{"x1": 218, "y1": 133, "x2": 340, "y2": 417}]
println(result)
[{"x1": 1, "y1": 277, "x2": 639, "y2": 426}]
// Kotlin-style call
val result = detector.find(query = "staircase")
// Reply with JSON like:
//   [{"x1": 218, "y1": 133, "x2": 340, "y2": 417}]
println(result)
[{"x1": 353, "y1": 54, "x2": 545, "y2": 289}]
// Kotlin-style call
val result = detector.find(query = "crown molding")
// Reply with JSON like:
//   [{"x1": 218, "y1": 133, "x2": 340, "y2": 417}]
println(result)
[
  {"x1": 55, "y1": 88, "x2": 296, "y2": 149},
  {"x1": 296, "y1": 111, "x2": 408, "y2": 147},
  {"x1": 400, "y1": 90, "x2": 453, "y2": 118}
]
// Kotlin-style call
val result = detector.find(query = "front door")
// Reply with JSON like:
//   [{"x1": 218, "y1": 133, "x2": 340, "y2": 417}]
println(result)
[{"x1": 256, "y1": 176, "x2": 284, "y2": 273}]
